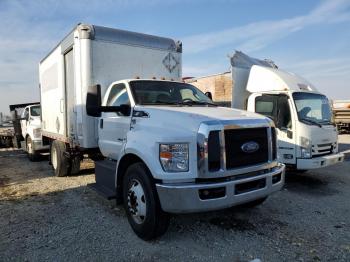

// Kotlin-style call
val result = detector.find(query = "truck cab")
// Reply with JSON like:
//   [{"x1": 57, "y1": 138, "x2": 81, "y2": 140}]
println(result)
[
  {"x1": 246, "y1": 65, "x2": 344, "y2": 170},
  {"x1": 20, "y1": 104, "x2": 48, "y2": 160},
  {"x1": 40, "y1": 24, "x2": 286, "y2": 240},
  {"x1": 87, "y1": 79, "x2": 285, "y2": 239},
  {"x1": 187, "y1": 51, "x2": 344, "y2": 172}
]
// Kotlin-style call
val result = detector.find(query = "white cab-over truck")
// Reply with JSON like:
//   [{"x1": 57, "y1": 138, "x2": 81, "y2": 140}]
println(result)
[
  {"x1": 9, "y1": 103, "x2": 48, "y2": 160},
  {"x1": 187, "y1": 51, "x2": 344, "y2": 171},
  {"x1": 39, "y1": 24, "x2": 285, "y2": 240}
]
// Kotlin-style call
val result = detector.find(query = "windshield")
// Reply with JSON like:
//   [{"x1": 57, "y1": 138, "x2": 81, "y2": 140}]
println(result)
[
  {"x1": 129, "y1": 81, "x2": 215, "y2": 106},
  {"x1": 30, "y1": 106, "x2": 41, "y2": 117},
  {"x1": 293, "y1": 92, "x2": 333, "y2": 125}
]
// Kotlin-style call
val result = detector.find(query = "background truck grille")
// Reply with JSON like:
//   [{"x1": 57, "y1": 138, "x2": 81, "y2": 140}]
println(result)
[
  {"x1": 312, "y1": 143, "x2": 333, "y2": 157},
  {"x1": 224, "y1": 128, "x2": 269, "y2": 169}
]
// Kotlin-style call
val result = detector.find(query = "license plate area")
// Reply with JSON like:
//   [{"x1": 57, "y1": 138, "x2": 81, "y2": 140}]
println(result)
[{"x1": 235, "y1": 178, "x2": 266, "y2": 195}]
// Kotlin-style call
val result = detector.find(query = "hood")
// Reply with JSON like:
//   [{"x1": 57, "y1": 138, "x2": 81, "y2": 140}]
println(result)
[
  {"x1": 299, "y1": 122, "x2": 338, "y2": 146},
  {"x1": 142, "y1": 105, "x2": 267, "y2": 120},
  {"x1": 133, "y1": 105, "x2": 271, "y2": 136}
]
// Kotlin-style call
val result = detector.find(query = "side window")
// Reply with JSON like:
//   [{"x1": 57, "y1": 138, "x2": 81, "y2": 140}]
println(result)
[
  {"x1": 277, "y1": 96, "x2": 292, "y2": 129},
  {"x1": 255, "y1": 95, "x2": 292, "y2": 129},
  {"x1": 106, "y1": 84, "x2": 130, "y2": 116},
  {"x1": 255, "y1": 95, "x2": 277, "y2": 121}
]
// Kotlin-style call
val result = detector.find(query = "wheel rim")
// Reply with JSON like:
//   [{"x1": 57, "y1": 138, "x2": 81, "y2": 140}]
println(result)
[
  {"x1": 51, "y1": 146, "x2": 58, "y2": 170},
  {"x1": 127, "y1": 179, "x2": 146, "y2": 224},
  {"x1": 27, "y1": 139, "x2": 32, "y2": 154}
]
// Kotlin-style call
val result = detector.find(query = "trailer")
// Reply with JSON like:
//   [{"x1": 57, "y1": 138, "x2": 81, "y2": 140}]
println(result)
[
  {"x1": 333, "y1": 100, "x2": 350, "y2": 133},
  {"x1": 0, "y1": 123, "x2": 14, "y2": 148}
]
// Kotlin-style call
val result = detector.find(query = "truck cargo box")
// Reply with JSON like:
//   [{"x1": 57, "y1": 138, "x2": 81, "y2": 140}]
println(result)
[{"x1": 40, "y1": 24, "x2": 182, "y2": 149}]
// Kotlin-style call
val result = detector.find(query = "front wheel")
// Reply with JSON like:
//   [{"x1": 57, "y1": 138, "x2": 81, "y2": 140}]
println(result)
[
  {"x1": 26, "y1": 137, "x2": 38, "y2": 161},
  {"x1": 123, "y1": 162, "x2": 170, "y2": 240}
]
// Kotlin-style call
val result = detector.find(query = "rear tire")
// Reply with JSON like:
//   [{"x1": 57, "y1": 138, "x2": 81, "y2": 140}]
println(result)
[
  {"x1": 26, "y1": 137, "x2": 39, "y2": 161},
  {"x1": 51, "y1": 140, "x2": 70, "y2": 177},
  {"x1": 123, "y1": 162, "x2": 170, "y2": 240}
]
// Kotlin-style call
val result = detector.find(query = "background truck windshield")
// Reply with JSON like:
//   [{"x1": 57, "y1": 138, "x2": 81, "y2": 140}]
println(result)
[
  {"x1": 30, "y1": 106, "x2": 41, "y2": 117},
  {"x1": 130, "y1": 81, "x2": 214, "y2": 106},
  {"x1": 293, "y1": 92, "x2": 333, "y2": 125}
]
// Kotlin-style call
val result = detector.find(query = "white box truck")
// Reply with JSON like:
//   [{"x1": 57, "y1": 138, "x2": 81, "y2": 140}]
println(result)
[
  {"x1": 187, "y1": 51, "x2": 344, "y2": 172},
  {"x1": 8, "y1": 103, "x2": 49, "y2": 160},
  {"x1": 39, "y1": 25, "x2": 285, "y2": 240}
]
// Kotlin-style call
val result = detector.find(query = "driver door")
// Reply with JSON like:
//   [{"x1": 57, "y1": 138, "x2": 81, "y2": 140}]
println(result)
[
  {"x1": 250, "y1": 94, "x2": 296, "y2": 164},
  {"x1": 98, "y1": 83, "x2": 131, "y2": 160},
  {"x1": 20, "y1": 107, "x2": 29, "y2": 138}
]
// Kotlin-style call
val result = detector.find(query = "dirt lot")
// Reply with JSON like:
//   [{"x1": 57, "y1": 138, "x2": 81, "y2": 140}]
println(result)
[{"x1": 1, "y1": 135, "x2": 350, "y2": 262}]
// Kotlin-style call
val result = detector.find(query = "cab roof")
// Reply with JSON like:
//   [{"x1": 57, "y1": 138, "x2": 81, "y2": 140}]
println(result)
[{"x1": 246, "y1": 65, "x2": 318, "y2": 93}]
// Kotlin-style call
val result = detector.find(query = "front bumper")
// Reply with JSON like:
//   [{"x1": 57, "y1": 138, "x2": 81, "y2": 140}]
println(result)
[
  {"x1": 296, "y1": 152, "x2": 344, "y2": 170},
  {"x1": 156, "y1": 163, "x2": 285, "y2": 214},
  {"x1": 32, "y1": 140, "x2": 49, "y2": 151}
]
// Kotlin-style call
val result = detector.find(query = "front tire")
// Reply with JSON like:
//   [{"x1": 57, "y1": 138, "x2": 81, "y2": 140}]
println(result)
[
  {"x1": 123, "y1": 162, "x2": 170, "y2": 240},
  {"x1": 51, "y1": 140, "x2": 70, "y2": 177},
  {"x1": 26, "y1": 137, "x2": 38, "y2": 161}
]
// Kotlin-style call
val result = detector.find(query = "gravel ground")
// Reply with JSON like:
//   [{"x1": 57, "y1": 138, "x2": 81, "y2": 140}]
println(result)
[{"x1": 1, "y1": 135, "x2": 350, "y2": 262}]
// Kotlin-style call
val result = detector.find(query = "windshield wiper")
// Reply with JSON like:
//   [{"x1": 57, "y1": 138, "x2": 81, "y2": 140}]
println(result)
[
  {"x1": 179, "y1": 100, "x2": 217, "y2": 107},
  {"x1": 144, "y1": 101, "x2": 182, "y2": 106},
  {"x1": 299, "y1": 118, "x2": 322, "y2": 128}
]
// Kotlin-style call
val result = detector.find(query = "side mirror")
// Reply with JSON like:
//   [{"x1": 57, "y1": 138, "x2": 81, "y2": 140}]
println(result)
[
  {"x1": 100, "y1": 104, "x2": 131, "y2": 116},
  {"x1": 119, "y1": 104, "x2": 131, "y2": 116},
  {"x1": 86, "y1": 84, "x2": 102, "y2": 117},
  {"x1": 205, "y1": 92, "x2": 212, "y2": 100}
]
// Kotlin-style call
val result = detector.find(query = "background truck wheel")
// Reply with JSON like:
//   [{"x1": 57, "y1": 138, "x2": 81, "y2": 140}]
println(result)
[
  {"x1": 239, "y1": 197, "x2": 268, "y2": 208},
  {"x1": 123, "y1": 162, "x2": 170, "y2": 240},
  {"x1": 5, "y1": 138, "x2": 13, "y2": 148},
  {"x1": 70, "y1": 155, "x2": 81, "y2": 175},
  {"x1": 51, "y1": 140, "x2": 70, "y2": 177},
  {"x1": 26, "y1": 137, "x2": 39, "y2": 161}
]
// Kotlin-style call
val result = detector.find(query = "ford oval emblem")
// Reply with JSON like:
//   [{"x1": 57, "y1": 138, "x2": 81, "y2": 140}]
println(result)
[{"x1": 241, "y1": 141, "x2": 259, "y2": 153}]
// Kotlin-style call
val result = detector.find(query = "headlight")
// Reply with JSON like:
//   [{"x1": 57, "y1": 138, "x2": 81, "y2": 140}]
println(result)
[
  {"x1": 300, "y1": 136, "x2": 311, "y2": 158},
  {"x1": 33, "y1": 128, "x2": 41, "y2": 139},
  {"x1": 159, "y1": 143, "x2": 189, "y2": 172}
]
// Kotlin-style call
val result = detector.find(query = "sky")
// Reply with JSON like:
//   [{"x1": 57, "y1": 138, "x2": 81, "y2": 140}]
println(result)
[{"x1": 0, "y1": 0, "x2": 349, "y2": 114}]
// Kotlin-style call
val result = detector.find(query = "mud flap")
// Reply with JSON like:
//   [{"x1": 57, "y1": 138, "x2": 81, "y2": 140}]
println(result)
[{"x1": 88, "y1": 159, "x2": 117, "y2": 200}]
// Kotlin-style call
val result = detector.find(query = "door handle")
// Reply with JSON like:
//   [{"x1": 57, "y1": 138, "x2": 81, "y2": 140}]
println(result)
[
  {"x1": 100, "y1": 119, "x2": 103, "y2": 129},
  {"x1": 60, "y1": 99, "x2": 64, "y2": 113}
]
